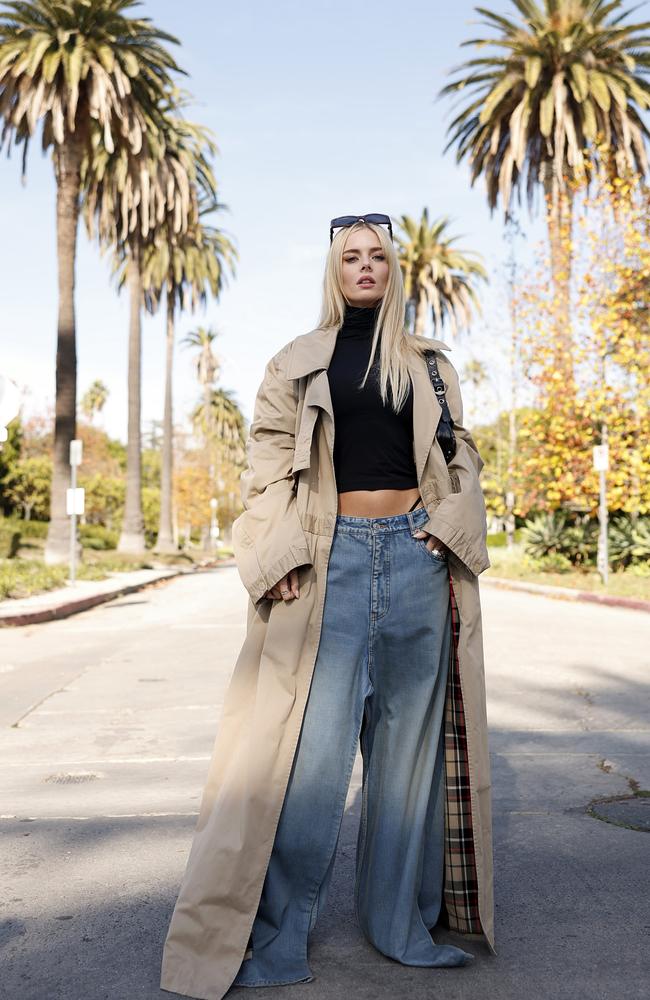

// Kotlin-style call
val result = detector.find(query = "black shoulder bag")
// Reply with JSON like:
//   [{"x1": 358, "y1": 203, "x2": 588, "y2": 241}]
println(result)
[{"x1": 423, "y1": 350, "x2": 457, "y2": 463}]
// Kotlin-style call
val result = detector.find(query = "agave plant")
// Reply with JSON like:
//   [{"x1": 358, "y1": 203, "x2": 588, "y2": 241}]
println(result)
[
  {"x1": 609, "y1": 514, "x2": 650, "y2": 567},
  {"x1": 520, "y1": 509, "x2": 572, "y2": 558}
]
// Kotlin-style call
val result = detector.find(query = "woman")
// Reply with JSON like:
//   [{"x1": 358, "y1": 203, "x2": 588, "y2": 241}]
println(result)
[{"x1": 161, "y1": 215, "x2": 496, "y2": 1000}]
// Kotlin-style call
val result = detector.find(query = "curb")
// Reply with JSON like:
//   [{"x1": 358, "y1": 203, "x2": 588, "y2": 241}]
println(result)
[
  {"x1": 0, "y1": 566, "x2": 195, "y2": 627},
  {"x1": 482, "y1": 575, "x2": 650, "y2": 614}
]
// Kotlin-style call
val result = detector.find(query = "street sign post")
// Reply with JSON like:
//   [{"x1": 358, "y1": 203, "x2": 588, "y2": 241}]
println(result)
[
  {"x1": 209, "y1": 497, "x2": 220, "y2": 551},
  {"x1": 593, "y1": 431, "x2": 609, "y2": 585},
  {"x1": 68, "y1": 439, "x2": 84, "y2": 583}
]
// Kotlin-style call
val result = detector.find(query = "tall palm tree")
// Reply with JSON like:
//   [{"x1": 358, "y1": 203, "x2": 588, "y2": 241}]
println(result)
[
  {"x1": 183, "y1": 324, "x2": 222, "y2": 482},
  {"x1": 190, "y1": 385, "x2": 246, "y2": 467},
  {"x1": 85, "y1": 110, "x2": 216, "y2": 553},
  {"x1": 142, "y1": 201, "x2": 238, "y2": 553},
  {"x1": 395, "y1": 209, "x2": 487, "y2": 337},
  {"x1": 182, "y1": 326, "x2": 221, "y2": 437},
  {"x1": 0, "y1": 0, "x2": 183, "y2": 563},
  {"x1": 439, "y1": 0, "x2": 650, "y2": 372},
  {"x1": 80, "y1": 378, "x2": 109, "y2": 423}
]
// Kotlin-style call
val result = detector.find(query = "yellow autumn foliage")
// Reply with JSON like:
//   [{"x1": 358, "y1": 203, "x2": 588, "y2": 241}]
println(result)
[{"x1": 512, "y1": 168, "x2": 650, "y2": 516}]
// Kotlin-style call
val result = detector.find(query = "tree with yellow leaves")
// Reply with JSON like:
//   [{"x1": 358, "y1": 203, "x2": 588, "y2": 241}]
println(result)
[{"x1": 514, "y1": 167, "x2": 650, "y2": 517}]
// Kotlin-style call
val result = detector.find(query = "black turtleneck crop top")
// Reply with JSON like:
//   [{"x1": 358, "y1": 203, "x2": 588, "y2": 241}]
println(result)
[{"x1": 327, "y1": 302, "x2": 418, "y2": 492}]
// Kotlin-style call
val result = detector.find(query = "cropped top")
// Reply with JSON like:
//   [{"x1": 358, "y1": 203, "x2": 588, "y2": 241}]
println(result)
[{"x1": 327, "y1": 301, "x2": 418, "y2": 492}]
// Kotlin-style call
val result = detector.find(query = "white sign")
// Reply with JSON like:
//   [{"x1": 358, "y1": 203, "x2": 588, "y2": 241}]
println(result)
[
  {"x1": 66, "y1": 487, "x2": 85, "y2": 515},
  {"x1": 70, "y1": 439, "x2": 83, "y2": 466},
  {"x1": 592, "y1": 444, "x2": 609, "y2": 471}
]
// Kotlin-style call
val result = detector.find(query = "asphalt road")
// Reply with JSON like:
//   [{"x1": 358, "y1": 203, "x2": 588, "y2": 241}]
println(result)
[{"x1": 1, "y1": 566, "x2": 649, "y2": 1000}]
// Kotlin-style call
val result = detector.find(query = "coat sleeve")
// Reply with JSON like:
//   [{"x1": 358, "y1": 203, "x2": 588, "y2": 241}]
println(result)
[
  {"x1": 231, "y1": 344, "x2": 313, "y2": 606},
  {"x1": 420, "y1": 353, "x2": 491, "y2": 576}
]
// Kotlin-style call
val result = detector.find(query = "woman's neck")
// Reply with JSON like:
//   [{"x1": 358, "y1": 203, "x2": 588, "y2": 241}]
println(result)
[{"x1": 339, "y1": 300, "x2": 382, "y2": 339}]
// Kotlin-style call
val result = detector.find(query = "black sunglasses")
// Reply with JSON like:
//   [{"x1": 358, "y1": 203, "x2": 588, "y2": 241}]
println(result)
[{"x1": 329, "y1": 213, "x2": 393, "y2": 244}]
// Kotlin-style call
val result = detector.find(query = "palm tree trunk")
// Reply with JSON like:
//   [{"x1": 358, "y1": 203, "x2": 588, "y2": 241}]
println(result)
[
  {"x1": 545, "y1": 175, "x2": 575, "y2": 385},
  {"x1": 44, "y1": 142, "x2": 84, "y2": 565},
  {"x1": 118, "y1": 241, "x2": 146, "y2": 554},
  {"x1": 155, "y1": 290, "x2": 176, "y2": 553},
  {"x1": 414, "y1": 288, "x2": 428, "y2": 336}
]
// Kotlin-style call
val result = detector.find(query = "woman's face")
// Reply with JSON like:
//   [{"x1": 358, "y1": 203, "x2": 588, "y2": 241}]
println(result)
[{"x1": 340, "y1": 225, "x2": 389, "y2": 307}]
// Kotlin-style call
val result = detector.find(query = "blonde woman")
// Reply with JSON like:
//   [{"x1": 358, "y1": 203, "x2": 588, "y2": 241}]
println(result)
[{"x1": 161, "y1": 216, "x2": 495, "y2": 1000}]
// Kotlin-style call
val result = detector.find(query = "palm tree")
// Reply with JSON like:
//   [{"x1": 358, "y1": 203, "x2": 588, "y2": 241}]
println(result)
[
  {"x1": 182, "y1": 326, "x2": 221, "y2": 439},
  {"x1": 0, "y1": 0, "x2": 183, "y2": 563},
  {"x1": 142, "y1": 201, "x2": 238, "y2": 553},
  {"x1": 439, "y1": 0, "x2": 650, "y2": 371},
  {"x1": 185, "y1": 364, "x2": 246, "y2": 555},
  {"x1": 190, "y1": 385, "x2": 247, "y2": 467},
  {"x1": 395, "y1": 209, "x2": 487, "y2": 337},
  {"x1": 80, "y1": 379, "x2": 109, "y2": 423},
  {"x1": 85, "y1": 109, "x2": 215, "y2": 553}
]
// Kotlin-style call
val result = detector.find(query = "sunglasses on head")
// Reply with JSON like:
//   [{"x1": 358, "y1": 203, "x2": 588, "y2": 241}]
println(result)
[{"x1": 329, "y1": 214, "x2": 393, "y2": 244}]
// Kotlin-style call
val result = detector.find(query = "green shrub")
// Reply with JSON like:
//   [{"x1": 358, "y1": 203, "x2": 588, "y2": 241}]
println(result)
[
  {"x1": 523, "y1": 551, "x2": 574, "y2": 574},
  {"x1": 487, "y1": 528, "x2": 523, "y2": 547},
  {"x1": 79, "y1": 523, "x2": 119, "y2": 550},
  {"x1": 627, "y1": 560, "x2": 650, "y2": 578},
  {"x1": 14, "y1": 518, "x2": 48, "y2": 539},
  {"x1": 0, "y1": 559, "x2": 67, "y2": 599}
]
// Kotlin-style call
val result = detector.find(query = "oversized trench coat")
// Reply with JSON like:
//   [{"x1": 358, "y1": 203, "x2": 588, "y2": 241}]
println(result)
[{"x1": 160, "y1": 325, "x2": 497, "y2": 1000}]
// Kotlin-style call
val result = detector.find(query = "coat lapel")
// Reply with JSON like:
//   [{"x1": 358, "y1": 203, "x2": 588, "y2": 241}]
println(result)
[{"x1": 286, "y1": 325, "x2": 450, "y2": 484}]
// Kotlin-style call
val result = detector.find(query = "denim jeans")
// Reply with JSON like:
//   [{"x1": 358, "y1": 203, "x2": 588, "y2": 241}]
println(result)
[{"x1": 231, "y1": 505, "x2": 475, "y2": 989}]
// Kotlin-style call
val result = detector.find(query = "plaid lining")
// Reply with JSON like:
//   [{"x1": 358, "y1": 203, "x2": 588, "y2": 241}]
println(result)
[{"x1": 440, "y1": 575, "x2": 482, "y2": 935}]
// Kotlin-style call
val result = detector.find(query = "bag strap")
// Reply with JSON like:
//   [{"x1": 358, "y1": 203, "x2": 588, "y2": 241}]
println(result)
[{"x1": 423, "y1": 349, "x2": 457, "y2": 464}]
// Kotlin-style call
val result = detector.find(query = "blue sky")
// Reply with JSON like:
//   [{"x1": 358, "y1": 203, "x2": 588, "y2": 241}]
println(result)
[{"x1": 0, "y1": 0, "x2": 548, "y2": 441}]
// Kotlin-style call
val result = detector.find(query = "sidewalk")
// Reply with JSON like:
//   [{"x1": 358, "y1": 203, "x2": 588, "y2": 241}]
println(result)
[{"x1": 0, "y1": 566, "x2": 196, "y2": 627}]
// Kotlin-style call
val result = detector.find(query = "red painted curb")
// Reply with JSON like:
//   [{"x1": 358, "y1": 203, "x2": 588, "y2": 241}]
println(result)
[
  {"x1": 482, "y1": 575, "x2": 650, "y2": 614},
  {"x1": 572, "y1": 589, "x2": 650, "y2": 612}
]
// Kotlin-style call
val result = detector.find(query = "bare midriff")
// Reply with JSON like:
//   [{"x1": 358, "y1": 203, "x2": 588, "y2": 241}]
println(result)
[{"x1": 337, "y1": 487, "x2": 424, "y2": 517}]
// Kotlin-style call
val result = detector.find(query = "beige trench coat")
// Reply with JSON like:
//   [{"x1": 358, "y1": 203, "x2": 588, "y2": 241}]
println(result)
[{"x1": 160, "y1": 326, "x2": 496, "y2": 1000}]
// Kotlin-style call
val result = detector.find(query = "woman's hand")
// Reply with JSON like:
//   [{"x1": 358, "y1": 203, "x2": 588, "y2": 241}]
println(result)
[
  {"x1": 411, "y1": 528, "x2": 448, "y2": 557},
  {"x1": 263, "y1": 567, "x2": 300, "y2": 601}
]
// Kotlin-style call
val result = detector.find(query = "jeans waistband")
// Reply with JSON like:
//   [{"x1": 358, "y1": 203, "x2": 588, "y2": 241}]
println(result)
[{"x1": 335, "y1": 504, "x2": 430, "y2": 534}]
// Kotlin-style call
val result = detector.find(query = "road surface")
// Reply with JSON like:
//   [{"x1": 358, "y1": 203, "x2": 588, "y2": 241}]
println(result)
[{"x1": 1, "y1": 565, "x2": 648, "y2": 999}]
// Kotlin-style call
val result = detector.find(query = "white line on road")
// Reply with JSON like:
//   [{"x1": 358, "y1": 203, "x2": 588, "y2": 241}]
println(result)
[
  {"x1": 35, "y1": 705, "x2": 220, "y2": 714},
  {"x1": 2, "y1": 755, "x2": 212, "y2": 766},
  {"x1": 60, "y1": 623, "x2": 243, "y2": 632},
  {"x1": 1, "y1": 811, "x2": 200, "y2": 820}
]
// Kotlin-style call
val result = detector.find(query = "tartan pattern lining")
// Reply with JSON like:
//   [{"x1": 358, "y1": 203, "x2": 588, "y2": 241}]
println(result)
[{"x1": 441, "y1": 575, "x2": 482, "y2": 935}]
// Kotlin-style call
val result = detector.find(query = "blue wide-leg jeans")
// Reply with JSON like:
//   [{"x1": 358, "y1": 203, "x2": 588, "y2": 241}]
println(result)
[{"x1": 231, "y1": 506, "x2": 474, "y2": 989}]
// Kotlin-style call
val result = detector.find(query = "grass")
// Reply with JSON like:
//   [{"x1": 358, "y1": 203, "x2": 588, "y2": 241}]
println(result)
[{"x1": 485, "y1": 543, "x2": 650, "y2": 601}]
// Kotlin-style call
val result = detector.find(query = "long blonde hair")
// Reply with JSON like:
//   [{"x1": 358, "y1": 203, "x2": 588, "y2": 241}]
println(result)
[{"x1": 314, "y1": 220, "x2": 432, "y2": 412}]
